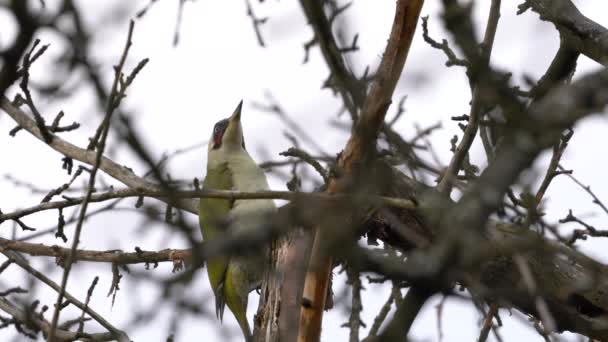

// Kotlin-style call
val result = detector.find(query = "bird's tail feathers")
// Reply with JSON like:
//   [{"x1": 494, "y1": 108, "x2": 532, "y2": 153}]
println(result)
[{"x1": 215, "y1": 283, "x2": 226, "y2": 322}]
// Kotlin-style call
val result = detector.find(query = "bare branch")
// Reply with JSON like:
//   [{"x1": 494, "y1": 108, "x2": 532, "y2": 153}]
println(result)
[
  {"x1": 299, "y1": 1, "x2": 425, "y2": 340},
  {"x1": 2, "y1": 251, "x2": 130, "y2": 341},
  {"x1": 299, "y1": 0, "x2": 364, "y2": 117},
  {"x1": 280, "y1": 147, "x2": 330, "y2": 184},
  {"x1": 559, "y1": 166, "x2": 608, "y2": 216},
  {"x1": 437, "y1": 0, "x2": 502, "y2": 195},
  {"x1": 0, "y1": 237, "x2": 190, "y2": 266},
  {"x1": 560, "y1": 210, "x2": 608, "y2": 244},
  {"x1": 0, "y1": 187, "x2": 415, "y2": 223},
  {"x1": 421, "y1": 16, "x2": 469, "y2": 68},
  {"x1": 0, "y1": 296, "x2": 116, "y2": 341},
  {"x1": 18, "y1": 39, "x2": 53, "y2": 143},
  {"x1": 478, "y1": 303, "x2": 499, "y2": 342},
  {"x1": 245, "y1": 0, "x2": 268, "y2": 47},
  {"x1": 363, "y1": 283, "x2": 400, "y2": 340},
  {"x1": 521, "y1": 0, "x2": 608, "y2": 66},
  {"x1": 0, "y1": 1, "x2": 38, "y2": 98},
  {"x1": 377, "y1": 287, "x2": 432, "y2": 341},
  {"x1": 345, "y1": 267, "x2": 363, "y2": 342}
]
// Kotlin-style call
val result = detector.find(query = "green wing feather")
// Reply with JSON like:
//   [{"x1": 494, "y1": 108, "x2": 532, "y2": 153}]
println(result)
[{"x1": 199, "y1": 162, "x2": 233, "y2": 321}]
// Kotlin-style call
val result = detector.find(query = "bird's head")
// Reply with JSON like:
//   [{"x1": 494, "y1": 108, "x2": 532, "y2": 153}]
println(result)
[{"x1": 208, "y1": 100, "x2": 246, "y2": 154}]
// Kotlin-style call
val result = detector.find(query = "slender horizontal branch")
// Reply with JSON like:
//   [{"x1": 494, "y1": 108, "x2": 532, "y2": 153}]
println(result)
[
  {"x1": 0, "y1": 188, "x2": 416, "y2": 222},
  {"x1": 0, "y1": 237, "x2": 190, "y2": 265}
]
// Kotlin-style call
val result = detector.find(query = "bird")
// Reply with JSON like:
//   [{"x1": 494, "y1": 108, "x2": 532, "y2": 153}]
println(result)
[{"x1": 199, "y1": 100, "x2": 276, "y2": 342}]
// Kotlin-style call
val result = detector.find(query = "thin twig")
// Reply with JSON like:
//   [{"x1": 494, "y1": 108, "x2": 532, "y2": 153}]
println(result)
[
  {"x1": 523, "y1": 130, "x2": 573, "y2": 227},
  {"x1": 48, "y1": 21, "x2": 140, "y2": 341},
  {"x1": 437, "y1": 0, "x2": 501, "y2": 195},
  {"x1": 245, "y1": 0, "x2": 268, "y2": 47},
  {"x1": 478, "y1": 303, "x2": 498, "y2": 342},
  {"x1": 421, "y1": 16, "x2": 469, "y2": 67},
  {"x1": 77, "y1": 276, "x2": 99, "y2": 334},
  {"x1": 299, "y1": 0, "x2": 364, "y2": 119},
  {"x1": 172, "y1": 0, "x2": 186, "y2": 46},
  {"x1": 560, "y1": 209, "x2": 608, "y2": 244},
  {"x1": 364, "y1": 285, "x2": 397, "y2": 339},
  {"x1": 19, "y1": 39, "x2": 53, "y2": 143},
  {"x1": 280, "y1": 147, "x2": 330, "y2": 183},
  {"x1": 436, "y1": 295, "x2": 447, "y2": 342},
  {"x1": 559, "y1": 165, "x2": 608, "y2": 216},
  {"x1": 346, "y1": 267, "x2": 363, "y2": 342}
]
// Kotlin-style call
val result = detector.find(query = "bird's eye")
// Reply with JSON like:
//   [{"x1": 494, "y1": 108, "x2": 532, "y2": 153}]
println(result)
[{"x1": 214, "y1": 126, "x2": 220, "y2": 133}]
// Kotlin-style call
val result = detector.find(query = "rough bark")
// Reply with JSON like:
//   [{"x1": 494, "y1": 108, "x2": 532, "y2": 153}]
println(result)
[
  {"x1": 372, "y1": 160, "x2": 608, "y2": 341},
  {"x1": 297, "y1": 1, "x2": 425, "y2": 341},
  {"x1": 525, "y1": 0, "x2": 608, "y2": 65},
  {"x1": 253, "y1": 228, "x2": 312, "y2": 342}
]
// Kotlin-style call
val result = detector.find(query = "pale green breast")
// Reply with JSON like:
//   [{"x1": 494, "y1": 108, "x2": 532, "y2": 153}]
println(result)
[
  {"x1": 226, "y1": 151, "x2": 277, "y2": 233},
  {"x1": 199, "y1": 162, "x2": 233, "y2": 292},
  {"x1": 199, "y1": 162, "x2": 233, "y2": 237}
]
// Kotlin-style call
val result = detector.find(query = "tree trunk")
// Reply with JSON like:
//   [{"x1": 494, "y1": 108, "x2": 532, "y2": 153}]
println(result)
[{"x1": 253, "y1": 228, "x2": 312, "y2": 342}]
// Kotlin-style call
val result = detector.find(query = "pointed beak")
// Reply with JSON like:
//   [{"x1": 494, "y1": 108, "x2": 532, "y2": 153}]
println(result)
[{"x1": 229, "y1": 100, "x2": 243, "y2": 122}]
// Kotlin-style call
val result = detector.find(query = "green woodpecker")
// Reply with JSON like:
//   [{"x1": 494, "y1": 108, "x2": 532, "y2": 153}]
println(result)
[{"x1": 199, "y1": 100, "x2": 275, "y2": 341}]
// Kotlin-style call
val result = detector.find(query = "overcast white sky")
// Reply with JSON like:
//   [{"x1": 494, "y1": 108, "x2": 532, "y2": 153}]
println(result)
[{"x1": 1, "y1": 0, "x2": 608, "y2": 341}]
